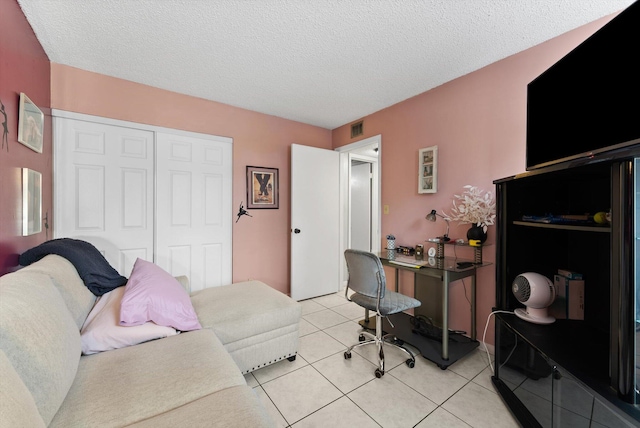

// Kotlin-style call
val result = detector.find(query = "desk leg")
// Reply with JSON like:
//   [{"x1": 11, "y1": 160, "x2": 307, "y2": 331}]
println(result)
[
  {"x1": 471, "y1": 273, "x2": 477, "y2": 341},
  {"x1": 395, "y1": 269, "x2": 399, "y2": 292},
  {"x1": 442, "y1": 271, "x2": 449, "y2": 361}
]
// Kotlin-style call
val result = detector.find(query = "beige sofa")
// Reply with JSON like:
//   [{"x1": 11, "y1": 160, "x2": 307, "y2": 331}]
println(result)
[{"x1": 0, "y1": 254, "x2": 301, "y2": 427}]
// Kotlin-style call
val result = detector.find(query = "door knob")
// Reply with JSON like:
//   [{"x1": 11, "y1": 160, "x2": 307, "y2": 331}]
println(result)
[{"x1": 294, "y1": 228, "x2": 301, "y2": 234}]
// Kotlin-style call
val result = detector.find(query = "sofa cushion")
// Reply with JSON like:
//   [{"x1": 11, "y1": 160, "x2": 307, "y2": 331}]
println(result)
[
  {"x1": 120, "y1": 258, "x2": 201, "y2": 331},
  {"x1": 127, "y1": 386, "x2": 274, "y2": 428},
  {"x1": 0, "y1": 350, "x2": 46, "y2": 428},
  {"x1": 191, "y1": 280, "x2": 301, "y2": 344},
  {"x1": 20, "y1": 254, "x2": 97, "y2": 329},
  {"x1": 50, "y1": 329, "x2": 246, "y2": 427},
  {"x1": 0, "y1": 271, "x2": 81, "y2": 425},
  {"x1": 81, "y1": 286, "x2": 178, "y2": 355}
]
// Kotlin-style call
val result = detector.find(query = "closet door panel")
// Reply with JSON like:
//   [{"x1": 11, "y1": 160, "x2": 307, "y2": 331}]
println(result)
[
  {"x1": 169, "y1": 171, "x2": 192, "y2": 226},
  {"x1": 156, "y1": 132, "x2": 232, "y2": 291},
  {"x1": 54, "y1": 117, "x2": 154, "y2": 276},
  {"x1": 76, "y1": 165, "x2": 105, "y2": 230},
  {"x1": 121, "y1": 168, "x2": 148, "y2": 228}
]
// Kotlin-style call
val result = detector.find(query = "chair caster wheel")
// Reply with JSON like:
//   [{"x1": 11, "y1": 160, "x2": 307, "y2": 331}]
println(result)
[
  {"x1": 438, "y1": 364, "x2": 447, "y2": 370},
  {"x1": 406, "y1": 359, "x2": 415, "y2": 368},
  {"x1": 358, "y1": 334, "x2": 365, "y2": 342},
  {"x1": 375, "y1": 368, "x2": 384, "y2": 378},
  {"x1": 344, "y1": 351, "x2": 352, "y2": 359}
]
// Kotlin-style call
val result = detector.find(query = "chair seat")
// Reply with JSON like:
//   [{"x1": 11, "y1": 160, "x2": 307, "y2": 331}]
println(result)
[
  {"x1": 343, "y1": 249, "x2": 421, "y2": 377},
  {"x1": 350, "y1": 290, "x2": 420, "y2": 316}
]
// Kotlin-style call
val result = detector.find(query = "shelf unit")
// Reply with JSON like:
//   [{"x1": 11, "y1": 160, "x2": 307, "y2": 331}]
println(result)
[
  {"x1": 492, "y1": 157, "x2": 639, "y2": 427},
  {"x1": 511, "y1": 221, "x2": 611, "y2": 233}
]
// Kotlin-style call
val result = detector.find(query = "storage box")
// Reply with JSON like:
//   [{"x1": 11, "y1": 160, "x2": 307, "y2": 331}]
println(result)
[
  {"x1": 557, "y1": 269, "x2": 583, "y2": 280},
  {"x1": 552, "y1": 274, "x2": 585, "y2": 320},
  {"x1": 548, "y1": 291, "x2": 567, "y2": 320}
]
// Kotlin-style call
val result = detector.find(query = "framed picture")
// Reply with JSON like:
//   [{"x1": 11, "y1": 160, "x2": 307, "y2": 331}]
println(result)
[
  {"x1": 22, "y1": 168, "x2": 42, "y2": 236},
  {"x1": 17, "y1": 93, "x2": 44, "y2": 153},
  {"x1": 418, "y1": 145, "x2": 438, "y2": 194},
  {"x1": 246, "y1": 166, "x2": 279, "y2": 209}
]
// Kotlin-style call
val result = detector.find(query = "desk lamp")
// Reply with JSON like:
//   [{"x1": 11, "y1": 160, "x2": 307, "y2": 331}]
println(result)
[{"x1": 426, "y1": 210, "x2": 450, "y2": 242}]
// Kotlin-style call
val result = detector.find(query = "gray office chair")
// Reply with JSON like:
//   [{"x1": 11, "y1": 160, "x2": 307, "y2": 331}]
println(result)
[{"x1": 343, "y1": 249, "x2": 421, "y2": 378}]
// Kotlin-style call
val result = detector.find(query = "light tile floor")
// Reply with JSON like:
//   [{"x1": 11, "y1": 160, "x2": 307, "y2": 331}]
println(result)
[{"x1": 244, "y1": 291, "x2": 519, "y2": 428}]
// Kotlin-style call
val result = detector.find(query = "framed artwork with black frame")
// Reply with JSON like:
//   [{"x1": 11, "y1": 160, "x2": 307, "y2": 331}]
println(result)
[
  {"x1": 418, "y1": 145, "x2": 438, "y2": 194},
  {"x1": 246, "y1": 166, "x2": 279, "y2": 209}
]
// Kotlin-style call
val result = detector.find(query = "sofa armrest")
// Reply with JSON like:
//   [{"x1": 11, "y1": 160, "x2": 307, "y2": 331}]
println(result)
[{"x1": 174, "y1": 276, "x2": 190, "y2": 294}]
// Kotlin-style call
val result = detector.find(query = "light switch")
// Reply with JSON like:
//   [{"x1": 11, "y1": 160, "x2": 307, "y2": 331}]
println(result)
[{"x1": 383, "y1": 205, "x2": 389, "y2": 214}]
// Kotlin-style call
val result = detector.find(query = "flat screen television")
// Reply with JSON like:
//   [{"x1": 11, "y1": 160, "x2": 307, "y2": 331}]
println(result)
[{"x1": 526, "y1": 0, "x2": 640, "y2": 171}]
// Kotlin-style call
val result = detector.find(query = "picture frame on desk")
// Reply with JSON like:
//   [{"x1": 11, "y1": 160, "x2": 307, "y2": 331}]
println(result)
[{"x1": 418, "y1": 145, "x2": 437, "y2": 194}]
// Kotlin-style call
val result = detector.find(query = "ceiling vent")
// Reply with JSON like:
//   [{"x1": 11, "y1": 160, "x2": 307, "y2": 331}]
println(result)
[{"x1": 350, "y1": 121, "x2": 363, "y2": 138}]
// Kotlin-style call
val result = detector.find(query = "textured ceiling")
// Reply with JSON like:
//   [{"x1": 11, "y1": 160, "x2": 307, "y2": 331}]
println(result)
[{"x1": 18, "y1": 0, "x2": 635, "y2": 129}]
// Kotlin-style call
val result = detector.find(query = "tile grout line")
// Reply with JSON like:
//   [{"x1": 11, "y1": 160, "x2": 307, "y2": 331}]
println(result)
[
  {"x1": 261, "y1": 292, "x2": 505, "y2": 427},
  {"x1": 290, "y1": 363, "x2": 382, "y2": 427},
  {"x1": 253, "y1": 384, "x2": 291, "y2": 427},
  {"x1": 311, "y1": 325, "x2": 456, "y2": 425}
]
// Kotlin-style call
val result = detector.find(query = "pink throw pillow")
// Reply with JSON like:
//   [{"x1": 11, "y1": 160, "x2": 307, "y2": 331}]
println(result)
[{"x1": 120, "y1": 258, "x2": 202, "y2": 331}]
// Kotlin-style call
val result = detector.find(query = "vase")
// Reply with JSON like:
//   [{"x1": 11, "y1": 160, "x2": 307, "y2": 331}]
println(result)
[{"x1": 467, "y1": 224, "x2": 487, "y2": 243}]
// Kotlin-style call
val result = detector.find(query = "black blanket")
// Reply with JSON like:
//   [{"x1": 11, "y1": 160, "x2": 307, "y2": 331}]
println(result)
[{"x1": 19, "y1": 238, "x2": 127, "y2": 296}]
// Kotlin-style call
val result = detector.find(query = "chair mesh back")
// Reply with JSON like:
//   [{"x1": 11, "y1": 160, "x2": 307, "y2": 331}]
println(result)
[{"x1": 344, "y1": 249, "x2": 386, "y2": 299}]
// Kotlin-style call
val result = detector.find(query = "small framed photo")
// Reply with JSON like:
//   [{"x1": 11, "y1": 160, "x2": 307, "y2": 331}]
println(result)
[
  {"x1": 22, "y1": 168, "x2": 42, "y2": 236},
  {"x1": 18, "y1": 93, "x2": 44, "y2": 153},
  {"x1": 246, "y1": 166, "x2": 279, "y2": 209},
  {"x1": 418, "y1": 145, "x2": 438, "y2": 194}
]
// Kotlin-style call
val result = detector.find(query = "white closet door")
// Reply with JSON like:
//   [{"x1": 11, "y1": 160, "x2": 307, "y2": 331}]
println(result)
[
  {"x1": 53, "y1": 117, "x2": 154, "y2": 276},
  {"x1": 155, "y1": 132, "x2": 232, "y2": 292}
]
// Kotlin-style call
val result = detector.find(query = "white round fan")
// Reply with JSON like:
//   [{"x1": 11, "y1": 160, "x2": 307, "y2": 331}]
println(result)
[{"x1": 512, "y1": 272, "x2": 557, "y2": 324}]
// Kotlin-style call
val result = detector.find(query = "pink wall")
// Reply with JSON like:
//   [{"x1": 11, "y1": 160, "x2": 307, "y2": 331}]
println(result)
[
  {"x1": 0, "y1": 0, "x2": 52, "y2": 275},
  {"x1": 332, "y1": 14, "x2": 617, "y2": 342},
  {"x1": 50, "y1": 64, "x2": 332, "y2": 294},
  {"x1": 2, "y1": 1, "x2": 619, "y2": 345}
]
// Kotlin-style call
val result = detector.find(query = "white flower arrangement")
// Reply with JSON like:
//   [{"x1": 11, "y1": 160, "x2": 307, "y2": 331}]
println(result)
[{"x1": 445, "y1": 185, "x2": 496, "y2": 232}]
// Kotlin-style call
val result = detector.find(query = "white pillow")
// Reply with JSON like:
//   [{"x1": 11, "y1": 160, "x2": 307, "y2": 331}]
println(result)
[{"x1": 80, "y1": 286, "x2": 178, "y2": 355}]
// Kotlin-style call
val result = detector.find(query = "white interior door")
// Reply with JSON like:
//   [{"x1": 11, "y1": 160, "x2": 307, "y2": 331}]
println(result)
[
  {"x1": 337, "y1": 136, "x2": 381, "y2": 285},
  {"x1": 349, "y1": 160, "x2": 372, "y2": 251},
  {"x1": 155, "y1": 132, "x2": 232, "y2": 292},
  {"x1": 291, "y1": 144, "x2": 340, "y2": 300},
  {"x1": 53, "y1": 117, "x2": 154, "y2": 276}
]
